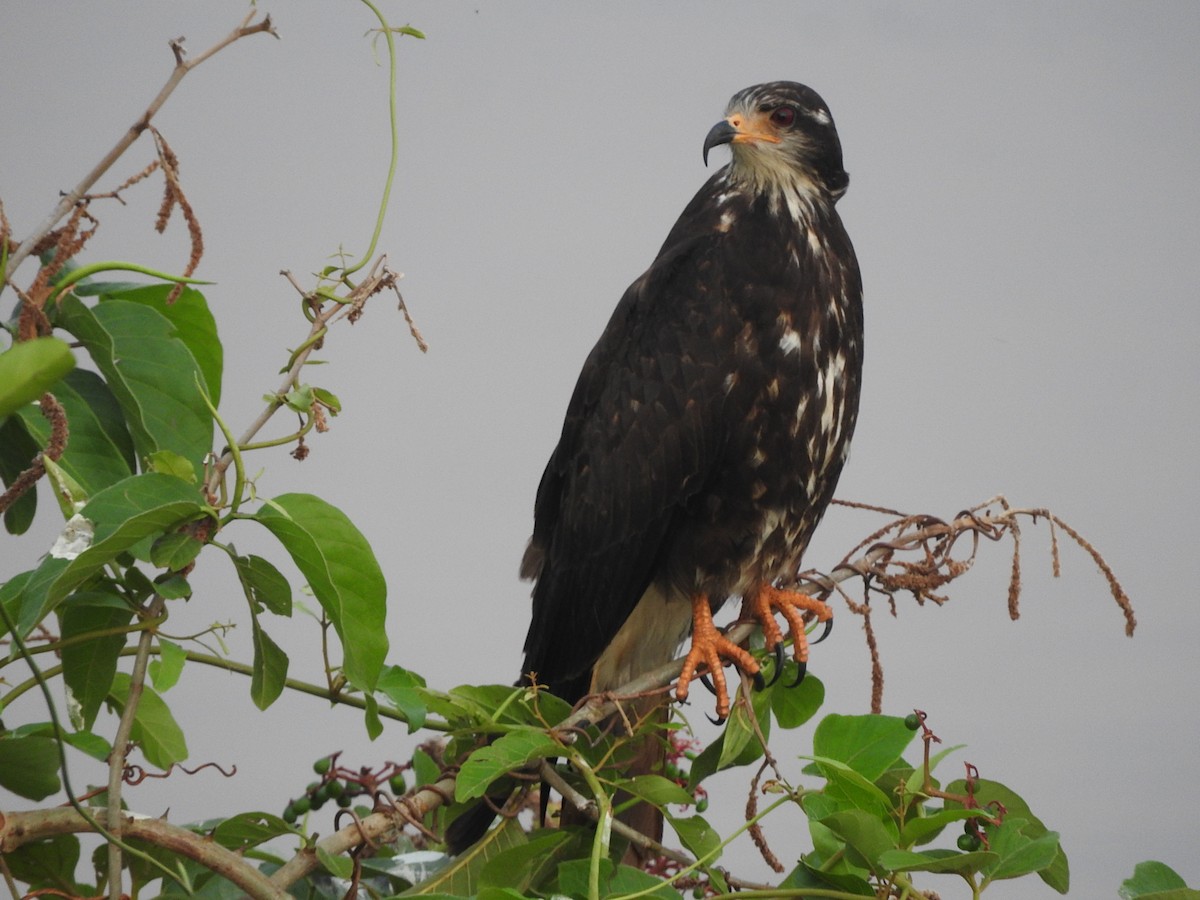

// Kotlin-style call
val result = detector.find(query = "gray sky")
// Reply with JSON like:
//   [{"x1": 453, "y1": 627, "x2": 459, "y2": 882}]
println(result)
[{"x1": 3, "y1": 3, "x2": 1199, "y2": 897}]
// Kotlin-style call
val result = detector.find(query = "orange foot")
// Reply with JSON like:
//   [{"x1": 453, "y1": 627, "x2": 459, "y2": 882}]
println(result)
[
  {"x1": 676, "y1": 594, "x2": 758, "y2": 721},
  {"x1": 747, "y1": 584, "x2": 834, "y2": 682},
  {"x1": 674, "y1": 587, "x2": 834, "y2": 721}
]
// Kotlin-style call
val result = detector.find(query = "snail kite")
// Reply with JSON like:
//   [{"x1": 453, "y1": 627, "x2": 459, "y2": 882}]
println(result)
[{"x1": 449, "y1": 80, "x2": 862, "y2": 852}]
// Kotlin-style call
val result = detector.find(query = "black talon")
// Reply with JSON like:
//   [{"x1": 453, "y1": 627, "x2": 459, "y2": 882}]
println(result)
[
  {"x1": 764, "y1": 643, "x2": 785, "y2": 688},
  {"x1": 706, "y1": 711, "x2": 727, "y2": 726},
  {"x1": 698, "y1": 672, "x2": 718, "y2": 696},
  {"x1": 751, "y1": 668, "x2": 766, "y2": 692},
  {"x1": 787, "y1": 658, "x2": 808, "y2": 688},
  {"x1": 813, "y1": 618, "x2": 833, "y2": 645}
]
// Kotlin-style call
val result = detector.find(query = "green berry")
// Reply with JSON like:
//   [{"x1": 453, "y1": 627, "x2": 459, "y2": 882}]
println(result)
[
  {"x1": 292, "y1": 796, "x2": 311, "y2": 815},
  {"x1": 695, "y1": 796, "x2": 709, "y2": 813},
  {"x1": 337, "y1": 794, "x2": 353, "y2": 808},
  {"x1": 957, "y1": 833, "x2": 981, "y2": 852},
  {"x1": 904, "y1": 713, "x2": 921, "y2": 731},
  {"x1": 326, "y1": 779, "x2": 344, "y2": 798},
  {"x1": 282, "y1": 802, "x2": 297, "y2": 823},
  {"x1": 389, "y1": 773, "x2": 407, "y2": 794},
  {"x1": 313, "y1": 757, "x2": 332, "y2": 775}
]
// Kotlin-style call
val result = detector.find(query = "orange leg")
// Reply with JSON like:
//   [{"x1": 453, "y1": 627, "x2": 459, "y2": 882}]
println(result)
[
  {"x1": 676, "y1": 594, "x2": 760, "y2": 720},
  {"x1": 746, "y1": 584, "x2": 833, "y2": 668}
]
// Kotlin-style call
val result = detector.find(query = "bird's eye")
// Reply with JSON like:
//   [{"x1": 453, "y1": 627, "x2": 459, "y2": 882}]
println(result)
[{"x1": 770, "y1": 106, "x2": 797, "y2": 127}]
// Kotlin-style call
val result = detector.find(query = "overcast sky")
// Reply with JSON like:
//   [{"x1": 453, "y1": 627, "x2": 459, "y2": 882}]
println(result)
[{"x1": 3, "y1": 3, "x2": 1199, "y2": 897}]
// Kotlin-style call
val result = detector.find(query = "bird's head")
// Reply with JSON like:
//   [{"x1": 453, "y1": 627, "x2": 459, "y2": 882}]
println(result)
[{"x1": 704, "y1": 81, "x2": 849, "y2": 204}]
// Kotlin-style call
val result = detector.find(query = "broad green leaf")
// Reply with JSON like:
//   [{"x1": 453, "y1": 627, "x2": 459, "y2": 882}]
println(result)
[
  {"x1": 1, "y1": 833, "x2": 85, "y2": 895},
  {"x1": 606, "y1": 864, "x2": 683, "y2": 900},
  {"x1": 18, "y1": 369, "x2": 136, "y2": 498},
  {"x1": 620, "y1": 773, "x2": 695, "y2": 808},
  {"x1": 403, "y1": 816, "x2": 526, "y2": 896},
  {"x1": 250, "y1": 619, "x2": 288, "y2": 710},
  {"x1": 771, "y1": 669, "x2": 824, "y2": 728},
  {"x1": 107, "y1": 672, "x2": 188, "y2": 768},
  {"x1": 210, "y1": 812, "x2": 303, "y2": 850},
  {"x1": 820, "y1": 808, "x2": 899, "y2": 874},
  {"x1": 717, "y1": 678, "x2": 772, "y2": 769},
  {"x1": 983, "y1": 817, "x2": 1062, "y2": 882},
  {"x1": 945, "y1": 777, "x2": 1069, "y2": 893},
  {"x1": 232, "y1": 553, "x2": 292, "y2": 616},
  {"x1": 101, "y1": 284, "x2": 222, "y2": 406},
  {"x1": 59, "y1": 589, "x2": 134, "y2": 730},
  {"x1": 668, "y1": 813, "x2": 721, "y2": 863},
  {"x1": 56, "y1": 294, "x2": 213, "y2": 469},
  {"x1": 478, "y1": 831, "x2": 572, "y2": 892},
  {"x1": 811, "y1": 713, "x2": 916, "y2": 781},
  {"x1": 0, "y1": 336, "x2": 75, "y2": 418},
  {"x1": 377, "y1": 664, "x2": 428, "y2": 733},
  {"x1": 364, "y1": 691, "x2": 383, "y2": 739},
  {"x1": 153, "y1": 572, "x2": 192, "y2": 599},
  {"x1": 456, "y1": 730, "x2": 561, "y2": 801},
  {"x1": 147, "y1": 449, "x2": 197, "y2": 483},
  {"x1": 900, "y1": 806, "x2": 987, "y2": 847},
  {"x1": 878, "y1": 847, "x2": 999, "y2": 875},
  {"x1": 150, "y1": 529, "x2": 204, "y2": 571},
  {"x1": 8, "y1": 472, "x2": 206, "y2": 637},
  {"x1": 805, "y1": 755, "x2": 895, "y2": 821},
  {"x1": 252, "y1": 493, "x2": 387, "y2": 691},
  {"x1": 0, "y1": 734, "x2": 62, "y2": 799},
  {"x1": 317, "y1": 845, "x2": 355, "y2": 879},
  {"x1": 149, "y1": 637, "x2": 187, "y2": 692},
  {"x1": 0, "y1": 417, "x2": 39, "y2": 533},
  {"x1": 1121, "y1": 861, "x2": 1200, "y2": 899}
]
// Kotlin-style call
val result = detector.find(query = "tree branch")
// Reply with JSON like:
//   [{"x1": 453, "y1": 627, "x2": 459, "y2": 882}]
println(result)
[{"x1": 0, "y1": 808, "x2": 288, "y2": 900}]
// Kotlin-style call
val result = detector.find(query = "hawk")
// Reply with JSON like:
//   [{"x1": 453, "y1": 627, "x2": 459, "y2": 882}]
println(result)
[{"x1": 448, "y1": 81, "x2": 862, "y2": 853}]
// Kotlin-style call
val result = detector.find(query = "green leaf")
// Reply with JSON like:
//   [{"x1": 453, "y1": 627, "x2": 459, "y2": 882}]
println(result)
[
  {"x1": 232, "y1": 554, "x2": 292, "y2": 616},
  {"x1": 312, "y1": 386, "x2": 342, "y2": 414},
  {"x1": 479, "y1": 830, "x2": 572, "y2": 892},
  {"x1": 668, "y1": 813, "x2": 721, "y2": 863},
  {"x1": 150, "y1": 529, "x2": 204, "y2": 571},
  {"x1": 805, "y1": 755, "x2": 895, "y2": 822},
  {"x1": 1, "y1": 833, "x2": 85, "y2": 895},
  {"x1": 364, "y1": 691, "x2": 383, "y2": 739},
  {"x1": 147, "y1": 449, "x2": 197, "y2": 483},
  {"x1": 1121, "y1": 861, "x2": 1200, "y2": 899},
  {"x1": 101, "y1": 284, "x2": 222, "y2": 406},
  {"x1": 0, "y1": 336, "x2": 75, "y2": 418},
  {"x1": 250, "y1": 619, "x2": 288, "y2": 710},
  {"x1": 377, "y1": 664, "x2": 428, "y2": 733},
  {"x1": 284, "y1": 385, "x2": 313, "y2": 413},
  {"x1": 711, "y1": 675, "x2": 773, "y2": 771},
  {"x1": 404, "y1": 816, "x2": 526, "y2": 896},
  {"x1": 251, "y1": 493, "x2": 387, "y2": 691},
  {"x1": 620, "y1": 773, "x2": 696, "y2": 808},
  {"x1": 983, "y1": 817, "x2": 1062, "y2": 882},
  {"x1": 107, "y1": 672, "x2": 188, "y2": 768},
  {"x1": 878, "y1": 847, "x2": 999, "y2": 875},
  {"x1": 771, "y1": 670, "x2": 824, "y2": 728},
  {"x1": 153, "y1": 571, "x2": 192, "y2": 599},
  {"x1": 900, "y1": 806, "x2": 987, "y2": 847},
  {"x1": 0, "y1": 417, "x2": 39, "y2": 533},
  {"x1": 811, "y1": 713, "x2": 917, "y2": 781},
  {"x1": 56, "y1": 294, "x2": 213, "y2": 469},
  {"x1": 7, "y1": 473, "x2": 206, "y2": 638},
  {"x1": 456, "y1": 730, "x2": 561, "y2": 801},
  {"x1": 59, "y1": 589, "x2": 134, "y2": 730},
  {"x1": 944, "y1": 777, "x2": 1069, "y2": 893},
  {"x1": 317, "y1": 845, "x2": 354, "y2": 879},
  {"x1": 0, "y1": 734, "x2": 62, "y2": 799},
  {"x1": 819, "y1": 808, "x2": 899, "y2": 874},
  {"x1": 149, "y1": 637, "x2": 187, "y2": 692},
  {"x1": 210, "y1": 812, "x2": 303, "y2": 851}
]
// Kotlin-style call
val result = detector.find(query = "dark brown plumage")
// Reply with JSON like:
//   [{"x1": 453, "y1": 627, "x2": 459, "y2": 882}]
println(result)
[{"x1": 447, "y1": 81, "x2": 862, "y2": 855}]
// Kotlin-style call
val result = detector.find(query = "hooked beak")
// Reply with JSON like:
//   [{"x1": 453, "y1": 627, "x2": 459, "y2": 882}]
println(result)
[
  {"x1": 703, "y1": 120, "x2": 738, "y2": 166},
  {"x1": 702, "y1": 113, "x2": 783, "y2": 166}
]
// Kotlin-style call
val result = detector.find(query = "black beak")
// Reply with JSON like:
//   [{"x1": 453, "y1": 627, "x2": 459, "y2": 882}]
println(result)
[{"x1": 703, "y1": 120, "x2": 738, "y2": 166}]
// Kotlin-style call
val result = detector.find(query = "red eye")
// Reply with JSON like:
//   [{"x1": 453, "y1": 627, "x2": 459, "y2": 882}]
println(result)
[{"x1": 770, "y1": 106, "x2": 796, "y2": 127}]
